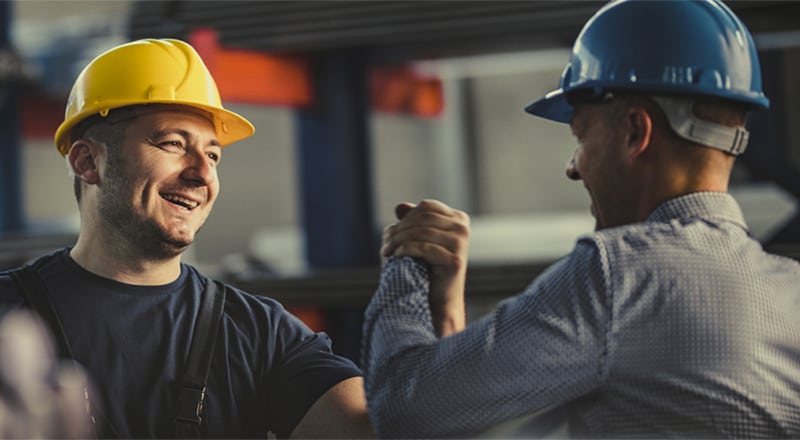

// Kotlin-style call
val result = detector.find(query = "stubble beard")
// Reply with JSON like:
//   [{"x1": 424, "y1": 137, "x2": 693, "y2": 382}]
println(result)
[
  {"x1": 100, "y1": 194, "x2": 195, "y2": 261},
  {"x1": 99, "y1": 158, "x2": 198, "y2": 262}
]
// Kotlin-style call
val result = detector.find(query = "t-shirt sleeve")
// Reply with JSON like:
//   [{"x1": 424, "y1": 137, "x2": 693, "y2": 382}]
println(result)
[
  {"x1": 0, "y1": 272, "x2": 26, "y2": 320},
  {"x1": 267, "y1": 308, "x2": 362, "y2": 437}
]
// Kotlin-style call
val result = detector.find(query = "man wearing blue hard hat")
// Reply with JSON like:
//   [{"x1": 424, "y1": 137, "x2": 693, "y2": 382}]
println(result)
[{"x1": 362, "y1": 0, "x2": 800, "y2": 438}]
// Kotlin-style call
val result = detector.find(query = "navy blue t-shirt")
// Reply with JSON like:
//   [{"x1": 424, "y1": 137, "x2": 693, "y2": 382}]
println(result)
[{"x1": 0, "y1": 248, "x2": 362, "y2": 438}]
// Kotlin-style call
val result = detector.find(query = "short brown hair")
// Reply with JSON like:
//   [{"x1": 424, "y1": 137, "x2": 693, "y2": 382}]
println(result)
[{"x1": 70, "y1": 107, "x2": 140, "y2": 203}]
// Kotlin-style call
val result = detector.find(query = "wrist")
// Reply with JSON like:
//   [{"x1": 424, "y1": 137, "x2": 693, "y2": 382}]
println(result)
[{"x1": 431, "y1": 303, "x2": 465, "y2": 337}]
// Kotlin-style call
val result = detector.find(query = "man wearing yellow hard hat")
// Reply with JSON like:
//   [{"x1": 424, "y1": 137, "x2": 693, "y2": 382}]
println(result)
[{"x1": 0, "y1": 38, "x2": 373, "y2": 438}]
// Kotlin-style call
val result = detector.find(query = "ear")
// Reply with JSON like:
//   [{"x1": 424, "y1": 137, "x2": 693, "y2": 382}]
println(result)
[
  {"x1": 624, "y1": 106, "x2": 653, "y2": 160},
  {"x1": 67, "y1": 140, "x2": 101, "y2": 185}
]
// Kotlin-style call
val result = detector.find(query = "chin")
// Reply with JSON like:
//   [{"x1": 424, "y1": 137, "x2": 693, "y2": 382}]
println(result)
[
  {"x1": 159, "y1": 239, "x2": 192, "y2": 258},
  {"x1": 158, "y1": 230, "x2": 196, "y2": 255},
  {"x1": 169, "y1": 234, "x2": 194, "y2": 249}
]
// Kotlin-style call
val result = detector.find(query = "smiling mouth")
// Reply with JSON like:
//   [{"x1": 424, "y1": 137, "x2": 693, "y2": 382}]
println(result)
[{"x1": 161, "y1": 193, "x2": 200, "y2": 210}]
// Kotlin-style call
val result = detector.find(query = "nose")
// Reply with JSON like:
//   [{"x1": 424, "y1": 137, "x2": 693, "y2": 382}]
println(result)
[
  {"x1": 566, "y1": 153, "x2": 581, "y2": 181},
  {"x1": 181, "y1": 151, "x2": 216, "y2": 186}
]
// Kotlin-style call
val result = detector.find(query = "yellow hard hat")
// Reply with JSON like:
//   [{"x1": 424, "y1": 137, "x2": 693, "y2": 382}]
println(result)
[{"x1": 54, "y1": 38, "x2": 255, "y2": 156}]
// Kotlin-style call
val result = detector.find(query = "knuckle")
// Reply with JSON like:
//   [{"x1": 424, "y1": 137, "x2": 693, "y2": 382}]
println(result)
[
  {"x1": 418, "y1": 211, "x2": 438, "y2": 222},
  {"x1": 451, "y1": 222, "x2": 471, "y2": 237},
  {"x1": 418, "y1": 199, "x2": 438, "y2": 208},
  {"x1": 449, "y1": 253, "x2": 467, "y2": 270}
]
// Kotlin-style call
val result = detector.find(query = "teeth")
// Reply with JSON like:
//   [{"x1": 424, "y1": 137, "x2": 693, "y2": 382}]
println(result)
[{"x1": 162, "y1": 194, "x2": 199, "y2": 209}]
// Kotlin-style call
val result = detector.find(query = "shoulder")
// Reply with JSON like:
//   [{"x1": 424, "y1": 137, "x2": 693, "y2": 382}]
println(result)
[
  {"x1": 182, "y1": 267, "x2": 323, "y2": 352},
  {"x1": 0, "y1": 249, "x2": 69, "y2": 315},
  {"x1": 581, "y1": 220, "x2": 709, "y2": 269},
  {"x1": 183, "y1": 265, "x2": 289, "y2": 321},
  {"x1": 0, "y1": 270, "x2": 23, "y2": 318},
  {"x1": 540, "y1": 223, "x2": 696, "y2": 302}
]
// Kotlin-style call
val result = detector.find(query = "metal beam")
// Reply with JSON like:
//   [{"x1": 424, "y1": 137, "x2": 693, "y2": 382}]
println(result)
[
  {"x1": 294, "y1": 50, "x2": 380, "y2": 362},
  {"x1": 0, "y1": 0, "x2": 25, "y2": 234},
  {"x1": 295, "y1": 50, "x2": 379, "y2": 271}
]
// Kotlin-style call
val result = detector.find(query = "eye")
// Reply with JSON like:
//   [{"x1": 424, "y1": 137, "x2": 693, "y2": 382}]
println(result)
[
  {"x1": 206, "y1": 147, "x2": 222, "y2": 165},
  {"x1": 159, "y1": 140, "x2": 184, "y2": 151},
  {"x1": 569, "y1": 118, "x2": 586, "y2": 141}
]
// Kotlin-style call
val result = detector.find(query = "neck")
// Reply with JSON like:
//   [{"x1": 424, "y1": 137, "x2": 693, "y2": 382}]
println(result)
[
  {"x1": 636, "y1": 146, "x2": 732, "y2": 220},
  {"x1": 70, "y1": 231, "x2": 183, "y2": 286}
]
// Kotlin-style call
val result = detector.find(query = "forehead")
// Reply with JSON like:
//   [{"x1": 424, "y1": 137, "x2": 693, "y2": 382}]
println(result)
[
  {"x1": 569, "y1": 104, "x2": 589, "y2": 134},
  {"x1": 570, "y1": 103, "x2": 608, "y2": 134},
  {"x1": 127, "y1": 107, "x2": 218, "y2": 140}
]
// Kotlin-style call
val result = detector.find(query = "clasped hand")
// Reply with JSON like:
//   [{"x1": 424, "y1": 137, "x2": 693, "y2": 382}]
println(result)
[{"x1": 381, "y1": 199, "x2": 471, "y2": 336}]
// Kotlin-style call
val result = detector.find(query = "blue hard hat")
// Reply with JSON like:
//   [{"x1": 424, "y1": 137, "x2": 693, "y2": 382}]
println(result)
[{"x1": 525, "y1": 0, "x2": 770, "y2": 123}]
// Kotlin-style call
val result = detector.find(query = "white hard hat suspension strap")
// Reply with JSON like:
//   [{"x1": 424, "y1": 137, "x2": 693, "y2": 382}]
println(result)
[{"x1": 651, "y1": 96, "x2": 750, "y2": 156}]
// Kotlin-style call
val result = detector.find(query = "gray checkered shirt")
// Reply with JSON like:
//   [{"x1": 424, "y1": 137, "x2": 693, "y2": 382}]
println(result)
[{"x1": 362, "y1": 192, "x2": 800, "y2": 438}]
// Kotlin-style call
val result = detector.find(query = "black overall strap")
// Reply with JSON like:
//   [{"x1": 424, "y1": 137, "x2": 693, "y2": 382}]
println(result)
[
  {"x1": 9, "y1": 265, "x2": 99, "y2": 438},
  {"x1": 8, "y1": 265, "x2": 75, "y2": 359},
  {"x1": 174, "y1": 279, "x2": 227, "y2": 439},
  {"x1": 9, "y1": 264, "x2": 226, "y2": 439}
]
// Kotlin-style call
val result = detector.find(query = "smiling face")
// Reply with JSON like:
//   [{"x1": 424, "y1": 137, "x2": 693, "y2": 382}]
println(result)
[{"x1": 94, "y1": 107, "x2": 222, "y2": 259}]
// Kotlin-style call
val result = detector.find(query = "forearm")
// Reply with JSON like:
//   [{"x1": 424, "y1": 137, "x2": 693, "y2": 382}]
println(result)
[
  {"x1": 362, "y1": 258, "x2": 438, "y2": 375},
  {"x1": 290, "y1": 377, "x2": 373, "y2": 439},
  {"x1": 429, "y1": 270, "x2": 466, "y2": 337},
  {"x1": 361, "y1": 257, "x2": 447, "y2": 436},
  {"x1": 362, "y1": 258, "x2": 515, "y2": 437}
]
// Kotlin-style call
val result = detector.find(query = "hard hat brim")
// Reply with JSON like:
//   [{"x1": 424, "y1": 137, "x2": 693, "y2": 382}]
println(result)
[
  {"x1": 55, "y1": 101, "x2": 255, "y2": 157},
  {"x1": 524, "y1": 88, "x2": 573, "y2": 124}
]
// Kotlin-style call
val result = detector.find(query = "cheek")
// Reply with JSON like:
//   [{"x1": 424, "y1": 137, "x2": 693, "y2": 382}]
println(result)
[
  {"x1": 208, "y1": 176, "x2": 221, "y2": 201},
  {"x1": 574, "y1": 145, "x2": 596, "y2": 179}
]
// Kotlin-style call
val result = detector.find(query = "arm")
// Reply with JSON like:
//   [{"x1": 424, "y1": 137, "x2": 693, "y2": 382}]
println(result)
[
  {"x1": 265, "y1": 303, "x2": 370, "y2": 438},
  {"x1": 289, "y1": 376, "x2": 373, "y2": 439},
  {"x1": 381, "y1": 200, "x2": 470, "y2": 337},
  {"x1": 362, "y1": 241, "x2": 611, "y2": 437}
]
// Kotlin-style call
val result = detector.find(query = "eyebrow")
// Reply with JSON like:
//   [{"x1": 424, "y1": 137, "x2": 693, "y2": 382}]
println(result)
[{"x1": 571, "y1": 105, "x2": 593, "y2": 136}]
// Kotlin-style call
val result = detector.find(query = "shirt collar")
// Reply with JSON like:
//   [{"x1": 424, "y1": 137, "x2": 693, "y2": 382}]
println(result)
[{"x1": 646, "y1": 192, "x2": 748, "y2": 230}]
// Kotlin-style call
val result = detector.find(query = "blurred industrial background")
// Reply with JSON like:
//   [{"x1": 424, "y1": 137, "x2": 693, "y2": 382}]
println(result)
[{"x1": 2, "y1": 0, "x2": 799, "y2": 362}]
